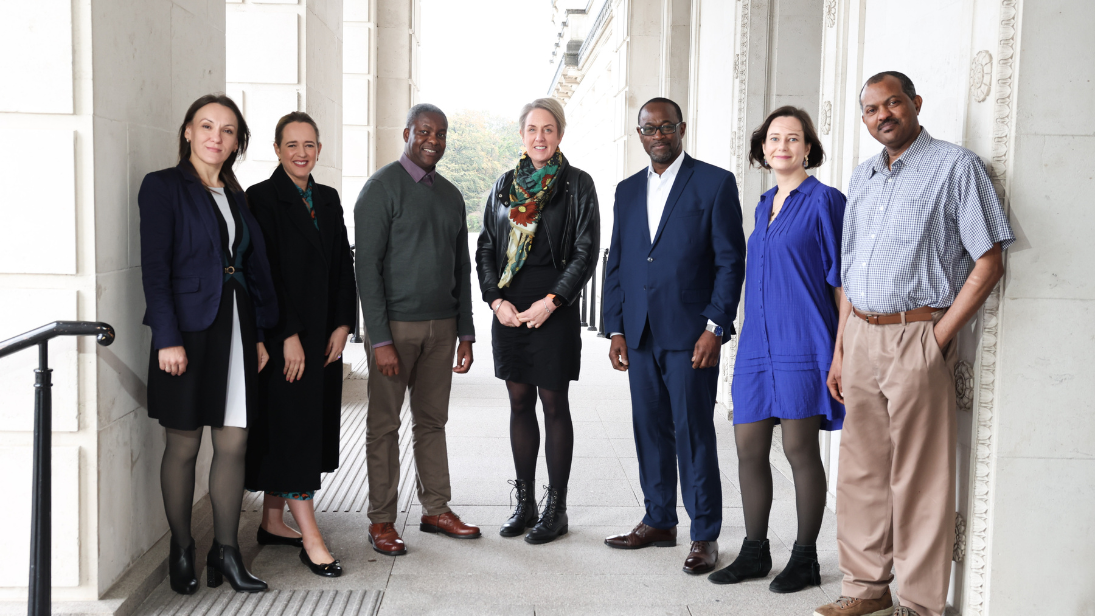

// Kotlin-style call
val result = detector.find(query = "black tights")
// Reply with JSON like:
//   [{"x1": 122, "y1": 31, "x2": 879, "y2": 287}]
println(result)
[
  {"x1": 506, "y1": 381, "x2": 574, "y2": 489},
  {"x1": 161, "y1": 426, "x2": 248, "y2": 549},
  {"x1": 735, "y1": 416, "x2": 827, "y2": 545}
]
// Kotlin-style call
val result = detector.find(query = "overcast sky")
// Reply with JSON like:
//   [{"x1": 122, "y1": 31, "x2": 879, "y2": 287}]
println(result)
[{"x1": 418, "y1": 0, "x2": 559, "y2": 120}]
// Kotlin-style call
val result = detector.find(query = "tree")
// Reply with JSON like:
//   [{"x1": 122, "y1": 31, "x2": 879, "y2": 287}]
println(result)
[{"x1": 437, "y1": 110, "x2": 523, "y2": 232}]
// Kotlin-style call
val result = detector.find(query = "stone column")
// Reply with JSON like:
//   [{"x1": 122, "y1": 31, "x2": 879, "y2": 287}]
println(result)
[
  {"x1": 374, "y1": 0, "x2": 419, "y2": 169},
  {"x1": 343, "y1": 0, "x2": 378, "y2": 231},
  {"x1": 0, "y1": 0, "x2": 225, "y2": 602},
  {"x1": 226, "y1": 0, "x2": 344, "y2": 193}
]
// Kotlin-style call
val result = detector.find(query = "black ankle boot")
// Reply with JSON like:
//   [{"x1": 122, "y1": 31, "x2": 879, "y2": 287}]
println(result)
[
  {"x1": 708, "y1": 537, "x2": 772, "y2": 584},
  {"x1": 500, "y1": 479, "x2": 539, "y2": 537},
  {"x1": 769, "y1": 542, "x2": 821, "y2": 593},
  {"x1": 168, "y1": 536, "x2": 197, "y2": 595},
  {"x1": 206, "y1": 540, "x2": 267, "y2": 592},
  {"x1": 524, "y1": 486, "x2": 568, "y2": 545}
]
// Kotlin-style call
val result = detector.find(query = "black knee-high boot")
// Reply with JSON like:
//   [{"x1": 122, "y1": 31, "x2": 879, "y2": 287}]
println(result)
[
  {"x1": 524, "y1": 486, "x2": 568, "y2": 545},
  {"x1": 500, "y1": 479, "x2": 539, "y2": 537},
  {"x1": 769, "y1": 542, "x2": 821, "y2": 593}
]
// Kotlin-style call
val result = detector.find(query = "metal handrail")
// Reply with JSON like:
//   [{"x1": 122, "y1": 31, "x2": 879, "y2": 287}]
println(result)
[
  {"x1": 0, "y1": 321, "x2": 115, "y2": 616},
  {"x1": 349, "y1": 244, "x2": 363, "y2": 343}
]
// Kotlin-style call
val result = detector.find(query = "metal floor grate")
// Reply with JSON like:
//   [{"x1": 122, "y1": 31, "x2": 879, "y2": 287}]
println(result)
[{"x1": 138, "y1": 588, "x2": 382, "y2": 616}]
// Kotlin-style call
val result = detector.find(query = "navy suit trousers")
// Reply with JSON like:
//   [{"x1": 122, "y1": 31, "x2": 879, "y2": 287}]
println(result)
[{"x1": 627, "y1": 324, "x2": 722, "y2": 541}]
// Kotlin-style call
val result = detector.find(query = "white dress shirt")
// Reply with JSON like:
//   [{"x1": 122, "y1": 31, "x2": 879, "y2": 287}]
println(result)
[
  {"x1": 646, "y1": 150, "x2": 686, "y2": 240},
  {"x1": 609, "y1": 152, "x2": 720, "y2": 340}
]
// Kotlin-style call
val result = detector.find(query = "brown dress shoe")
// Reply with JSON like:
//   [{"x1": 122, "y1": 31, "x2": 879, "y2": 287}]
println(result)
[
  {"x1": 368, "y1": 523, "x2": 407, "y2": 556},
  {"x1": 604, "y1": 522, "x2": 677, "y2": 549},
  {"x1": 682, "y1": 540, "x2": 718, "y2": 574},
  {"x1": 813, "y1": 592, "x2": 895, "y2": 616},
  {"x1": 420, "y1": 511, "x2": 482, "y2": 539}
]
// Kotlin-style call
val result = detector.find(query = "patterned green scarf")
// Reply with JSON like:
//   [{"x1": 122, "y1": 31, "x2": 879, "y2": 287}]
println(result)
[{"x1": 498, "y1": 149, "x2": 564, "y2": 288}]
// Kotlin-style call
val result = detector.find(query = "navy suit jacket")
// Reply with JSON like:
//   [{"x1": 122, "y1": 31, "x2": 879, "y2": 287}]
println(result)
[
  {"x1": 602, "y1": 154, "x2": 746, "y2": 351},
  {"x1": 139, "y1": 164, "x2": 278, "y2": 350}
]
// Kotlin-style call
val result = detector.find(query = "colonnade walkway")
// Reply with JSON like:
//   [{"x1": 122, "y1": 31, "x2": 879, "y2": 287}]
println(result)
[{"x1": 134, "y1": 305, "x2": 841, "y2": 615}]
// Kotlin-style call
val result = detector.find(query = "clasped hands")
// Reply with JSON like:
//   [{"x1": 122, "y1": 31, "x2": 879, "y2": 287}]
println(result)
[{"x1": 491, "y1": 296, "x2": 555, "y2": 329}]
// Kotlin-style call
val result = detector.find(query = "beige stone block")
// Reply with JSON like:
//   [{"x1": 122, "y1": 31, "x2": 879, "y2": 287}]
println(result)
[
  {"x1": 127, "y1": 125, "x2": 180, "y2": 269},
  {"x1": 0, "y1": 129, "x2": 76, "y2": 275},
  {"x1": 344, "y1": 22, "x2": 371, "y2": 75},
  {"x1": 376, "y1": 0, "x2": 410, "y2": 26},
  {"x1": 376, "y1": 27, "x2": 411, "y2": 78},
  {"x1": 0, "y1": 0, "x2": 73, "y2": 114},
  {"x1": 1014, "y1": 1, "x2": 1095, "y2": 137},
  {"x1": 344, "y1": 75, "x2": 370, "y2": 125},
  {"x1": 0, "y1": 446, "x2": 80, "y2": 587},
  {"x1": 1005, "y1": 134, "x2": 1095, "y2": 300},
  {"x1": 96, "y1": 410, "x2": 168, "y2": 594},
  {"x1": 344, "y1": 0, "x2": 370, "y2": 23},
  {"x1": 254, "y1": 0, "x2": 298, "y2": 4},
  {"x1": 92, "y1": 0, "x2": 172, "y2": 126},
  {"x1": 94, "y1": 117, "x2": 131, "y2": 274},
  {"x1": 343, "y1": 126, "x2": 371, "y2": 177},
  {"x1": 375, "y1": 126, "x2": 405, "y2": 170},
  {"x1": 171, "y1": 4, "x2": 227, "y2": 123},
  {"x1": 0, "y1": 289, "x2": 78, "y2": 433},
  {"x1": 306, "y1": 17, "x2": 343, "y2": 99},
  {"x1": 374, "y1": 76, "x2": 412, "y2": 126},
  {"x1": 95, "y1": 269, "x2": 151, "y2": 428},
  {"x1": 996, "y1": 298, "x2": 1095, "y2": 460},
  {"x1": 226, "y1": 11, "x2": 299, "y2": 84}
]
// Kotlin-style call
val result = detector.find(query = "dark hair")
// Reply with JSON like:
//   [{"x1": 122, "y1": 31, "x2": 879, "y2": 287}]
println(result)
[
  {"x1": 859, "y1": 71, "x2": 917, "y2": 110},
  {"x1": 177, "y1": 94, "x2": 249, "y2": 193},
  {"x1": 748, "y1": 106, "x2": 825, "y2": 169},
  {"x1": 406, "y1": 103, "x2": 447, "y2": 129},
  {"x1": 638, "y1": 97, "x2": 684, "y2": 125},
  {"x1": 274, "y1": 111, "x2": 320, "y2": 146}
]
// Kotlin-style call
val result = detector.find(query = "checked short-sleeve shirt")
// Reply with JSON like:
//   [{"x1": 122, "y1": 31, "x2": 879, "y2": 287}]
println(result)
[{"x1": 841, "y1": 128, "x2": 1015, "y2": 313}]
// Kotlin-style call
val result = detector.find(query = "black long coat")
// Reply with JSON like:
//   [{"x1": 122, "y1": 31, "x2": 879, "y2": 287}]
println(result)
[{"x1": 244, "y1": 165, "x2": 357, "y2": 493}]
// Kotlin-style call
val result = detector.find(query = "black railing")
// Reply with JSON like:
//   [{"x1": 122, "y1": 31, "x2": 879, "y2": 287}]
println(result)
[
  {"x1": 579, "y1": 248, "x2": 610, "y2": 336},
  {"x1": 0, "y1": 321, "x2": 115, "y2": 616},
  {"x1": 349, "y1": 244, "x2": 363, "y2": 343},
  {"x1": 597, "y1": 249, "x2": 609, "y2": 337}
]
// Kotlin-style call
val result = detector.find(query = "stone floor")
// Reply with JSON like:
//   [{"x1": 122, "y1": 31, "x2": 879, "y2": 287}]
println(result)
[{"x1": 133, "y1": 305, "x2": 842, "y2": 616}]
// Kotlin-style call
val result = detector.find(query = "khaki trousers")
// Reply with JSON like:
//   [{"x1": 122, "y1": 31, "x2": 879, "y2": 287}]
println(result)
[
  {"x1": 365, "y1": 318, "x2": 457, "y2": 523},
  {"x1": 837, "y1": 312, "x2": 956, "y2": 616}
]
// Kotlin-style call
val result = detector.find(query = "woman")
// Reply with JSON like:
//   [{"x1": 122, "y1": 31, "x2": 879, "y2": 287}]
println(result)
[
  {"x1": 139, "y1": 94, "x2": 277, "y2": 594},
  {"x1": 244, "y1": 112, "x2": 356, "y2": 578},
  {"x1": 475, "y1": 98, "x2": 599, "y2": 545},
  {"x1": 707, "y1": 107, "x2": 849, "y2": 592}
]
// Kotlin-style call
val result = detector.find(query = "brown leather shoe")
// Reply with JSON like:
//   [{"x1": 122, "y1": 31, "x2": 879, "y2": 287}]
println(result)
[
  {"x1": 604, "y1": 522, "x2": 677, "y2": 549},
  {"x1": 420, "y1": 511, "x2": 482, "y2": 539},
  {"x1": 682, "y1": 540, "x2": 718, "y2": 574},
  {"x1": 368, "y1": 523, "x2": 407, "y2": 556},
  {"x1": 813, "y1": 592, "x2": 895, "y2": 616}
]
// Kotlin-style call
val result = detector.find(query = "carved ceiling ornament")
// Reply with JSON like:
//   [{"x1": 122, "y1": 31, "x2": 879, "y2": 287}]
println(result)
[
  {"x1": 970, "y1": 50, "x2": 993, "y2": 102},
  {"x1": 820, "y1": 101, "x2": 832, "y2": 136},
  {"x1": 825, "y1": 0, "x2": 837, "y2": 28},
  {"x1": 955, "y1": 361, "x2": 974, "y2": 411}
]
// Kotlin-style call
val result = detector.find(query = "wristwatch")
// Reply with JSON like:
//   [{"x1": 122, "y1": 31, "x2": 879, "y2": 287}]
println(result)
[
  {"x1": 547, "y1": 293, "x2": 564, "y2": 307},
  {"x1": 705, "y1": 322, "x2": 724, "y2": 338}
]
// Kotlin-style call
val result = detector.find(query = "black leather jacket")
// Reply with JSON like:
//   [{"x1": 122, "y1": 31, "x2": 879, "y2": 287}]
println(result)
[{"x1": 476, "y1": 161, "x2": 600, "y2": 306}]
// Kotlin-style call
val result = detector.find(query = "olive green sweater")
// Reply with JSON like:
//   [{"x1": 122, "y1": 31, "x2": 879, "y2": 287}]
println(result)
[{"x1": 353, "y1": 161, "x2": 474, "y2": 344}]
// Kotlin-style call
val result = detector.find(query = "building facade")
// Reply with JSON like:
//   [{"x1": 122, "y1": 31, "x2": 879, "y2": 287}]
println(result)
[{"x1": 548, "y1": 1, "x2": 1093, "y2": 614}]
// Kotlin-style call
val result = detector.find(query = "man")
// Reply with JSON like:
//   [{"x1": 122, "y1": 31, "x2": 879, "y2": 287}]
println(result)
[
  {"x1": 354, "y1": 103, "x2": 480, "y2": 556},
  {"x1": 815, "y1": 72, "x2": 1013, "y2": 616},
  {"x1": 601, "y1": 98, "x2": 747, "y2": 574}
]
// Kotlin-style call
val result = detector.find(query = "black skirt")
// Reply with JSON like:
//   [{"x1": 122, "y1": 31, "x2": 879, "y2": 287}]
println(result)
[
  {"x1": 146, "y1": 280, "x2": 259, "y2": 430},
  {"x1": 492, "y1": 263, "x2": 582, "y2": 391}
]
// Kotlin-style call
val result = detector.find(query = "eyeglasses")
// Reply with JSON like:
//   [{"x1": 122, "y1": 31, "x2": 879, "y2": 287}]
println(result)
[{"x1": 637, "y1": 122, "x2": 683, "y2": 136}]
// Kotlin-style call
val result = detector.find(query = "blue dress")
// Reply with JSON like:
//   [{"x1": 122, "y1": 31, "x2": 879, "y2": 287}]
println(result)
[{"x1": 731, "y1": 176, "x2": 846, "y2": 430}]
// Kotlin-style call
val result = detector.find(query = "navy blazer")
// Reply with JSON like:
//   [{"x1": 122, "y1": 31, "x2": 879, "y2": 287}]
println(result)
[
  {"x1": 602, "y1": 154, "x2": 747, "y2": 351},
  {"x1": 139, "y1": 164, "x2": 278, "y2": 350}
]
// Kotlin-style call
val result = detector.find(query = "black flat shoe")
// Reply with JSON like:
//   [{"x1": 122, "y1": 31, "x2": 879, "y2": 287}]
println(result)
[
  {"x1": 257, "y1": 526, "x2": 304, "y2": 548},
  {"x1": 207, "y1": 540, "x2": 267, "y2": 592},
  {"x1": 708, "y1": 537, "x2": 772, "y2": 585},
  {"x1": 168, "y1": 536, "x2": 198, "y2": 595},
  {"x1": 299, "y1": 548, "x2": 343, "y2": 578},
  {"x1": 769, "y1": 542, "x2": 821, "y2": 593},
  {"x1": 500, "y1": 479, "x2": 538, "y2": 538}
]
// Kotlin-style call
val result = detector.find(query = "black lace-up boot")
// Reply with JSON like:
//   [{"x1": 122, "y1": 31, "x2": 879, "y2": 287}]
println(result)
[
  {"x1": 708, "y1": 537, "x2": 772, "y2": 584},
  {"x1": 769, "y1": 542, "x2": 821, "y2": 593},
  {"x1": 524, "y1": 485, "x2": 568, "y2": 545},
  {"x1": 500, "y1": 479, "x2": 539, "y2": 537}
]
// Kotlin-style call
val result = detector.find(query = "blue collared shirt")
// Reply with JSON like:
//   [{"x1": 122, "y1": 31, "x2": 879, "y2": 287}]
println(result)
[{"x1": 841, "y1": 128, "x2": 1015, "y2": 313}]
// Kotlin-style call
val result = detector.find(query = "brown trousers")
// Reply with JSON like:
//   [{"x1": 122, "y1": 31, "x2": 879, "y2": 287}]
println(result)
[
  {"x1": 365, "y1": 318, "x2": 457, "y2": 523},
  {"x1": 837, "y1": 311, "x2": 956, "y2": 616}
]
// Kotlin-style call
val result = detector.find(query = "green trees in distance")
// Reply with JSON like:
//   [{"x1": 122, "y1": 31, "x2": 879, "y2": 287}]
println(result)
[{"x1": 437, "y1": 110, "x2": 523, "y2": 232}]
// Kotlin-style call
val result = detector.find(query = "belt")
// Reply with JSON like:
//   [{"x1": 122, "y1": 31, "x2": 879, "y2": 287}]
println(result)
[
  {"x1": 852, "y1": 305, "x2": 941, "y2": 325},
  {"x1": 224, "y1": 266, "x2": 243, "y2": 275}
]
